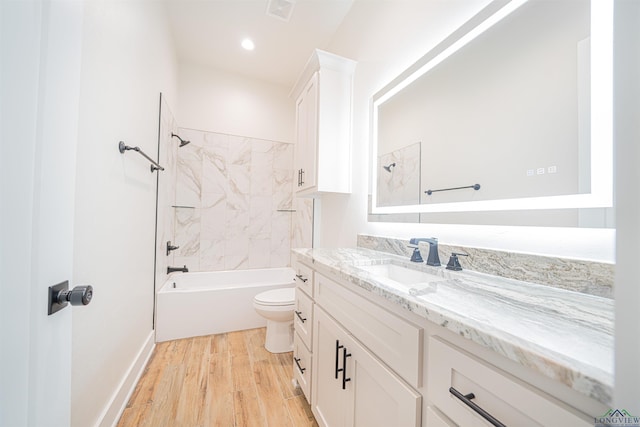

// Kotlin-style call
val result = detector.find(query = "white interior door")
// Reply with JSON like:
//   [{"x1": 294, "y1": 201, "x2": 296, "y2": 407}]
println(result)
[{"x1": 0, "y1": 1, "x2": 84, "y2": 425}]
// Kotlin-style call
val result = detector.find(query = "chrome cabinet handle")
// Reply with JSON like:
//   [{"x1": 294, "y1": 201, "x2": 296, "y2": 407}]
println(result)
[
  {"x1": 335, "y1": 340, "x2": 344, "y2": 379},
  {"x1": 295, "y1": 274, "x2": 308, "y2": 283},
  {"x1": 294, "y1": 357, "x2": 306, "y2": 374},
  {"x1": 295, "y1": 310, "x2": 307, "y2": 323},
  {"x1": 341, "y1": 347, "x2": 352, "y2": 390},
  {"x1": 449, "y1": 387, "x2": 506, "y2": 427}
]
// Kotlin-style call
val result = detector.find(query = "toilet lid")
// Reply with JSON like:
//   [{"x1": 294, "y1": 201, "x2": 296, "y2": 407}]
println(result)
[{"x1": 254, "y1": 288, "x2": 295, "y2": 306}]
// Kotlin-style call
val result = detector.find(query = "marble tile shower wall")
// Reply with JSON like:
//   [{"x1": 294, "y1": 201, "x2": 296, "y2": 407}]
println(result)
[
  {"x1": 172, "y1": 128, "x2": 296, "y2": 271},
  {"x1": 377, "y1": 142, "x2": 421, "y2": 207}
]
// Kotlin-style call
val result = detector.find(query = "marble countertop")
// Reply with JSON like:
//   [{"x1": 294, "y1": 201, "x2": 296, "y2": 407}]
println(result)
[{"x1": 293, "y1": 247, "x2": 614, "y2": 406}]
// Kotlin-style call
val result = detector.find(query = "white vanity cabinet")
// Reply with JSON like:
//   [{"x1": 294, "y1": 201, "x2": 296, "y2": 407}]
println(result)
[
  {"x1": 294, "y1": 251, "x2": 601, "y2": 427},
  {"x1": 312, "y1": 306, "x2": 421, "y2": 427},
  {"x1": 292, "y1": 259, "x2": 314, "y2": 402},
  {"x1": 291, "y1": 49, "x2": 356, "y2": 197}
]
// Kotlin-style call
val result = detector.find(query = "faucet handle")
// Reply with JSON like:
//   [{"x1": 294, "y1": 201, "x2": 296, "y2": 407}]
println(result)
[
  {"x1": 409, "y1": 246, "x2": 423, "y2": 263},
  {"x1": 166, "y1": 241, "x2": 180, "y2": 256},
  {"x1": 446, "y1": 253, "x2": 468, "y2": 271}
]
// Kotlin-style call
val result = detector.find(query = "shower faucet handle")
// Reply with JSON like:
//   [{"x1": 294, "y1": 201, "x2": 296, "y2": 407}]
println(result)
[{"x1": 166, "y1": 241, "x2": 179, "y2": 256}]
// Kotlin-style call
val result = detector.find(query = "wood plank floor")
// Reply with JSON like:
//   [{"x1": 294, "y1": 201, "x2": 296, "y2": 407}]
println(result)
[{"x1": 117, "y1": 328, "x2": 318, "y2": 427}]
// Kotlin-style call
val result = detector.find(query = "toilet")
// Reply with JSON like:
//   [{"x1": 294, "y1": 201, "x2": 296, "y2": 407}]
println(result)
[{"x1": 253, "y1": 287, "x2": 296, "y2": 353}]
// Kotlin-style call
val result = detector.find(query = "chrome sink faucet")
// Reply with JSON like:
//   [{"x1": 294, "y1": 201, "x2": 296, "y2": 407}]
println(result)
[{"x1": 408, "y1": 237, "x2": 441, "y2": 266}]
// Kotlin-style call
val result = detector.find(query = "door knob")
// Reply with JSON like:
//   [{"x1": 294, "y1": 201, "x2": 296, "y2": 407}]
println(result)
[{"x1": 48, "y1": 280, "x2": 93, "y2": 315}]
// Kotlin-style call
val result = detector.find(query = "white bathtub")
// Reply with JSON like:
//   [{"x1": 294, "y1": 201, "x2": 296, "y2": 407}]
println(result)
[{"x1": 155, "y1": 267, "x2": 295, "y2": 342}]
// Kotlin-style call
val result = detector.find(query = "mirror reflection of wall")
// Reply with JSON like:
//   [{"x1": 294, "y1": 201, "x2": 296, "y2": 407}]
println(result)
[
  {"x1": 370, "y1": 0, "x2": 613, "y2": 228},
  {"x1": 377, "y1": 0, "x2": 590, "y2": 205},
  {"x1": 377, "y1": 142, "x2": 421, "y2": 207}
]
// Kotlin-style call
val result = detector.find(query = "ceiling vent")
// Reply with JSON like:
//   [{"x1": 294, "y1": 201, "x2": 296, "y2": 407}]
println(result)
[{"x1": 266, "y1": 0, "x2": 296, "y2": 22}]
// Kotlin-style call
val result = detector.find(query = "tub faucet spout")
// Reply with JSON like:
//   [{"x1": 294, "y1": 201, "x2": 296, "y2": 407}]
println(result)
[{"x1": 167, "y1": 265, "x2": 188, "y2": 274}]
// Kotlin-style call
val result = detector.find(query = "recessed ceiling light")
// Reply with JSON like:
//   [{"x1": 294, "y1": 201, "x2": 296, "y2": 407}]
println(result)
[{"x1": 241, "y1": 38, "x2": 255, "y2": 51}]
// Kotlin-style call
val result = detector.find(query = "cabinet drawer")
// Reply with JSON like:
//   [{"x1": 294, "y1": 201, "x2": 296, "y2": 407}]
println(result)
[
  {"x1": 295, "y1": 289, "x2": 313, "y2": 349},
  {"x1": 428, "y1": 337, "x2": 591, "y2": 427},
  {"x1": 293, "y1": 333, "x2": 312, "y2": 403},
  {"x1": 314, "y1": 273, "x2": 423, "y2": 387},
  {"x1": 293, "y1": 260, "x2": 314, "y2": 297}
]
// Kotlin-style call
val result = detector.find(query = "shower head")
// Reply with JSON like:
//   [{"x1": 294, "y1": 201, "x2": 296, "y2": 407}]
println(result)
[
  {"x1": 383, "y1": 162, "x2": 396, "y2": 172},
  {"x1": 171, "y1": 133, "x2": 191, "y2": 147}
]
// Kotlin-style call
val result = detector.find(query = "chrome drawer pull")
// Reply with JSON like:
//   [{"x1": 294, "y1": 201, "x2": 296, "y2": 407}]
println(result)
[
  {"x1": 295, "y1": 310, "x2": 307, "y2": 323},
  {"x1": 449, "y1": 387, "x2": 507, "y2": 427},
  {"x1": 294, "y1": 357, "x2": 306, "y2": 374},
  {"x1": 295, "y1": 274, "x2": 308, "y2": 283}
]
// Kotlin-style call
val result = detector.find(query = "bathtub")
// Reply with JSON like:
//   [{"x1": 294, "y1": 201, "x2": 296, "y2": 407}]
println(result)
[{"x1": 155, "y1": 267, "x2": 295, "y2": 342}]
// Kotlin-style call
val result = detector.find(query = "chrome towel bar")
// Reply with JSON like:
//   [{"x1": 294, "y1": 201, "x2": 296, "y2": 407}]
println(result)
[{"x1": 425, "y1": 183, "x2": 480, "y2": 195}]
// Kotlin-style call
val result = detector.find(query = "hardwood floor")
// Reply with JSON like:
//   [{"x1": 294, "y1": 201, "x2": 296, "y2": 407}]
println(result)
[{"x1": 117, "y1": 328, "x2": 318, "y2": 427}]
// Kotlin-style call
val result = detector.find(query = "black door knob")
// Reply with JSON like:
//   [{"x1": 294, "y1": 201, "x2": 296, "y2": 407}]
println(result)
[
  {"x1": 58, "y1": 285, "x2": 93, "y2": 306},
  {"x1": 48, "y1": 281, "x2": 93, "y2": 315}
]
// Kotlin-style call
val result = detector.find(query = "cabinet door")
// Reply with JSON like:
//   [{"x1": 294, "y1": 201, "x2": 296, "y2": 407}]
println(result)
[
  {"x1": 348, "y1": 333, "x2": 422, "y2": 427},
  {"x1": 313, "y1": 307, "x2": 422, "y2": 427},
  {"x1": 312, "y1": 307, "x2": 349, "y2": 427},
  {"x1": 295, "y1": 72, "x2": 318, "y2": 192}
]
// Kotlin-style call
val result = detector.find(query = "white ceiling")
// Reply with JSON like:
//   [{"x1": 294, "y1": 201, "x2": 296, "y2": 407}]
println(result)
[{"x1": 163, "y1": 0, "x2": 355, "y2": 88}]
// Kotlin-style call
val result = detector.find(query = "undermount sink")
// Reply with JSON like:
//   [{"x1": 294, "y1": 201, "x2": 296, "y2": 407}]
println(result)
[{"x1": 357, "y1": 263, "x2": 445, "y2": 288}]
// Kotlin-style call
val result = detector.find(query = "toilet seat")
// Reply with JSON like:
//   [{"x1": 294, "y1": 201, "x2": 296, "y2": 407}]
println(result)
[{"x1": 253, "y1": 288, "x2": 295, "y2": 307}]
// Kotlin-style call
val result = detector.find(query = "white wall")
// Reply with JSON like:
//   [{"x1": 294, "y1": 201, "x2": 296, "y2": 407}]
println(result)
[
  {"x1": 614, "y1": 0, "x2": 640, "y2": 411},
  {"x1": 177, "y1": 62, "x2": 294, "y2": 143},
  {"x1": 316, "y1": 0, "x2": 616, "y2": 262},
  {"x1": 378, "y1": 0, "x2": 588, "y2": 203},
  {"x1": 71, "y1": 1, "x2": 177, "y2": 426}
]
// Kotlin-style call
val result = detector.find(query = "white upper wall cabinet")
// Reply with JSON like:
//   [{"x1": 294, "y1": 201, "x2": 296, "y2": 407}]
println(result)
[{"x1": 291, "y1": 49, "x2": 356, "y2": 197}]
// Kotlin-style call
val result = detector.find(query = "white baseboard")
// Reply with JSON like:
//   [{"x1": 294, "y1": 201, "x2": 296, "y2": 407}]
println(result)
[{"x1": 96, "y1": 331, "x2": 155, "y2": 427}]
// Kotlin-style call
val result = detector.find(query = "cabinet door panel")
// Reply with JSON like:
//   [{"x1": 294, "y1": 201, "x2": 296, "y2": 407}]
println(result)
[
  {"x1": 312, "y1": 307, "x2": 349, "y2": 427},
  {"x1": 349, "y1": 336, "x2": 422, "y2": 427},
  {"x1": 296, "y1": 72, "x2": 318, "y2": 193}
]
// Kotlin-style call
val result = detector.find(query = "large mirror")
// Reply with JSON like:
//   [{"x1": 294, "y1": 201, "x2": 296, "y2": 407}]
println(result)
[{"x1": 370, "y1": 0, "x2": 613, "y2": 228}]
